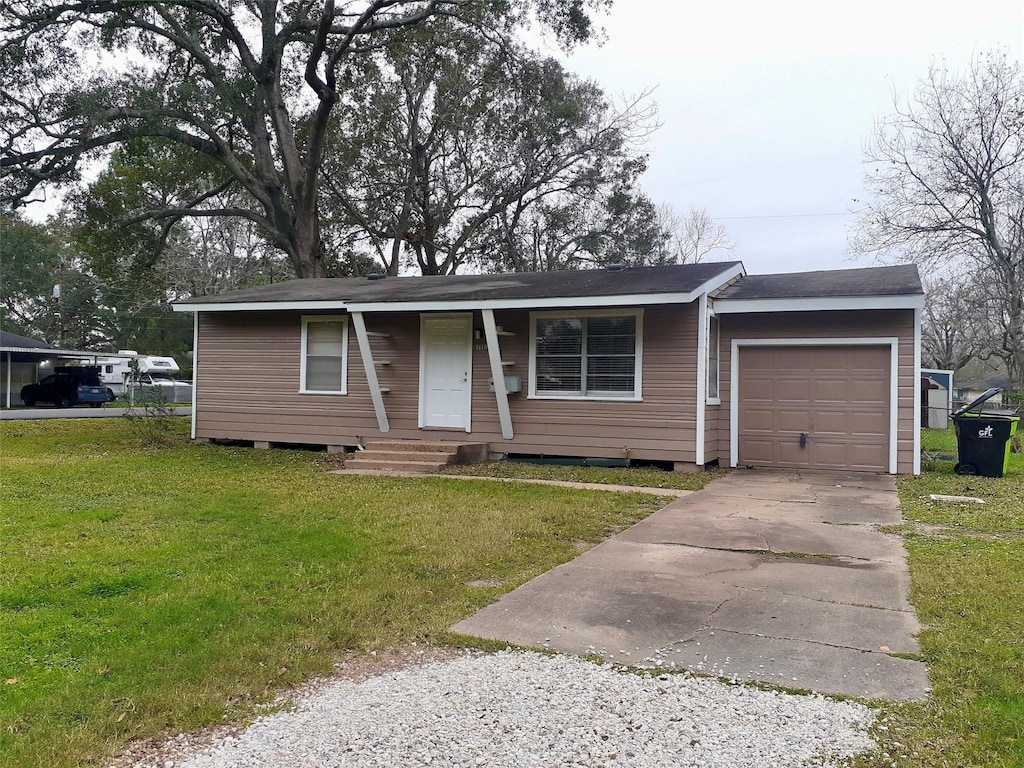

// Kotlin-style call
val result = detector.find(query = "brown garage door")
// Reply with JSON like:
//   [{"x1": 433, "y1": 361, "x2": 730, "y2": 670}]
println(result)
[{"x1": 737, "y1": 345, "x2": 890, "y2": 471}]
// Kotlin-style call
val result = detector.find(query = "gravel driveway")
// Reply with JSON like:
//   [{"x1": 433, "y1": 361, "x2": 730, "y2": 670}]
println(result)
[{"x1": 117, "y1": 650, "x2": 877, "y2": 768}]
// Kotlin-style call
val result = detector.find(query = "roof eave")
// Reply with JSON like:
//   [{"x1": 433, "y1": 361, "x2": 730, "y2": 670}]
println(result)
[
  {"x1": 713, "y1": 294, "x2": 926, "y2": 313},
  {"x1": 171, "y1": 263, "x2": 747, "y2": 314}
]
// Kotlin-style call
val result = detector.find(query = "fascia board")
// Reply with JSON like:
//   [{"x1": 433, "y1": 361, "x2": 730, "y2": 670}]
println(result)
[
  {"x1": 714, "y1": 295, "x2": 926, "y2": 314},
  {"x1": 172, "y1": 300, "x2": 347, "y2": 313},
  {"x1": 172, "y1": 264, "x2": 746, "y2": 314}
]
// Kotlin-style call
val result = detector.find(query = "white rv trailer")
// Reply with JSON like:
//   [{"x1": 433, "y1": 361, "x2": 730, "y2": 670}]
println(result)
[{"x1": 88, "y1": 350, "x2": 192, "y2": 402}]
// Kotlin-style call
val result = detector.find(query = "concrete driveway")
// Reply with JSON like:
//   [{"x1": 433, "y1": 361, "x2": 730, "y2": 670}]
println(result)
[{"x1": 452, "y1": 469, "x2": 929, "y2": 701}]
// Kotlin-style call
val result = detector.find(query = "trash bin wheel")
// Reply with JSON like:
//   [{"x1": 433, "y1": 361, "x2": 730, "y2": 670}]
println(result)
[{"x1": 955, "y1": 462, "x2": 978, "y2": 476}]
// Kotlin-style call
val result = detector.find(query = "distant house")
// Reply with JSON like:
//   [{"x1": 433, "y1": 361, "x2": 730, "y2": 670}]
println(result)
[
  {"x1": 172, "y1": 262, "x2": 925, "y2": 474},
  {"x1": 955, "y1": 379, "x2": 1008, "y2": 407}
]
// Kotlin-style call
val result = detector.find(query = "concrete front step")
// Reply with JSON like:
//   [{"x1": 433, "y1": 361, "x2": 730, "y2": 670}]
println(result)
[
  {"x1": 346, "y1": 439, "x2": 489, "y2": 473},
  {"x1": 345, "y1": 458, "x2": 452, "y2": 472},
  {"x1": 354, "y1": 449, "x2": 457, "y2": 463},
  {"x1": 370, "y1": 439, "x2": 483, "y2": 454}
]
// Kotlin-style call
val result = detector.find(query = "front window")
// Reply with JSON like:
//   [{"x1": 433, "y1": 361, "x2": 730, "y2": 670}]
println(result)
[
  {"x1": 300, "y1": 316, "x2": 349, "y2": 394},
  {"x1": 532, "y1": 312, "x2": 641, "y2": 399}
]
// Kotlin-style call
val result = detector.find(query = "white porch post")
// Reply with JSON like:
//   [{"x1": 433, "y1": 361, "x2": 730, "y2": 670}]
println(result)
[
  {"x1": 5, "y1": 352, "x2": 11, "y2": 409},
  {"x1": 190, "y1": 313, "x2": 199, "y2": 439},
  {"x1": 482, "y1": 309, "x2": 514, "y2": 440},
  {"x1": 351, "y1": 311, "x2": 390, "y2": 433},
  {"x1": 695, "y1": 293, "x2": 708, "y2": 466}
]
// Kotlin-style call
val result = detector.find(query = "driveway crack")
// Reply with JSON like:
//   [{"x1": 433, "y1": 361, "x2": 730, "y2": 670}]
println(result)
[{"x1": 706, "y1": 627, "x2": 916, "y2": 656}]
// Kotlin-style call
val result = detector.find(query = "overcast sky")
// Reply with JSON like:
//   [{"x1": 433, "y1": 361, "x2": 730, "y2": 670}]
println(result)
[{"x1": 551, "y1": 0, "x2": 1024, "y2": 274}]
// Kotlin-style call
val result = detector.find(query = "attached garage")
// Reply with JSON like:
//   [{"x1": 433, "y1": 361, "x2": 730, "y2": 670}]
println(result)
[
  {"x1": 734, "y1": 343, "x2": 894, "y2": 472},
  {"x1": 712, "y1": 267, "x2": 924, "y2": 475}
]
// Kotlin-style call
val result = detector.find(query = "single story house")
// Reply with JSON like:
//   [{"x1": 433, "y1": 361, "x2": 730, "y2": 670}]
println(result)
[{"x1": 172, "y1": 261, "x2": 925, "y2": 474}]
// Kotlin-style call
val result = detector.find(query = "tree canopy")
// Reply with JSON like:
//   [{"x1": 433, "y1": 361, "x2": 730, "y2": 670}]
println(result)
[
  {"x1": 323, "y1": 22, "x2": 657, "y2": 275},
  {"x1": 854, "y1": 51, "x2": 1024, "y2": 389},
  {"x1": 1, "y1": 0, "x2": 609, "y2": 278}
]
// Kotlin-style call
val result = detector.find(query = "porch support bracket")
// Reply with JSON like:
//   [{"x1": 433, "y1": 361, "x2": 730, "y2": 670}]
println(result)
[
  {"x1": 351, "y1": 311, "x2": 390, "y2": 433},
  {"x1": 482, "y1": 309, "x2": 514, "y2": 439}
]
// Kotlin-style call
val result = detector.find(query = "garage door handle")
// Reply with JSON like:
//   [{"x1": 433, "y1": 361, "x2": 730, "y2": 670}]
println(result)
[{"x1": 800, "y1": 432, "x2": 808, "y2": 448}]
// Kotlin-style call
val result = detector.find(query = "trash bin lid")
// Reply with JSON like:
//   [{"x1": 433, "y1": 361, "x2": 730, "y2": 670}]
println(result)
[{"x1": 952, "y1": 387, "x2": 1003, "y2": 417}]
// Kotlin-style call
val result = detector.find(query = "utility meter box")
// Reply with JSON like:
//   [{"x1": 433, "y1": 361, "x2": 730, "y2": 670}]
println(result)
[{"x1": 489, "y1": 376, "x2": 522, "y2": 393}]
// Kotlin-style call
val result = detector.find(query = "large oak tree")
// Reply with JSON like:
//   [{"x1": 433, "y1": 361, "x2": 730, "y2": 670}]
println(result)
[
  {"x1": 0, "y1": 0, "x2": 607, "y2": 278},
  {"x1": 323, "y1": 21, "x2": 657, "y2": 275}
]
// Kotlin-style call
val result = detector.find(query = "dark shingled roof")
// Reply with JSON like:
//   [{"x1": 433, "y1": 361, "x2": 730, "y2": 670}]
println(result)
[
  {"x1": 0, "y1": 330, "x2": 53, "y2": 349},
  {"x1": 176, "y1": 262, "x2": 745, "y2": 305},
  {"x1": 715, "y1": 264, "x2": 922, "y2": 300}
]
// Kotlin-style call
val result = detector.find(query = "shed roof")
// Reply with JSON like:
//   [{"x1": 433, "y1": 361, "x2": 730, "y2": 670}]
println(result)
[{"x1": 0, "y1": 330, "x2": 54, "y2": 349}]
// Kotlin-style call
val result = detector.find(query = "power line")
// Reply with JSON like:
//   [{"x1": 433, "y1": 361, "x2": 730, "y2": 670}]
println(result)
[{"x1": 714, "y1": 212, "x2": 855, "y2": 221}]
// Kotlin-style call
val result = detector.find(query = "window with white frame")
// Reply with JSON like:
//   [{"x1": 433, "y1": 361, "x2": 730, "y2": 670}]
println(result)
[
  {"x1": 300, "y1": 316, "x2": 348, "y2": 394},
  {"x1": 532, "y1": 311, "x2": 641, "y2": 399},
  {"x1": 707, "y1": 313, "x2": 720, "y2": 400}
]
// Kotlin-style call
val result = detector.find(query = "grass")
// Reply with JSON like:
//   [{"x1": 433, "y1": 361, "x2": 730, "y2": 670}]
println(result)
[
  {"x1": 0, "y1": 420, "x2": 666, "y2": 768},
  {"x1": 437, "y1": 459, "x2": 725, "y2": 491},
  {"x1": 856, "y1": 448, "x2": 1024, "y2": 768}
]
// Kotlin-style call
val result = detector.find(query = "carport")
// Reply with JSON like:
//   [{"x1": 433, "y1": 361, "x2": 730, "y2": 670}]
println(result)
[{"x1": 0, "y1": 331, "x2": 123, "y2": 409}]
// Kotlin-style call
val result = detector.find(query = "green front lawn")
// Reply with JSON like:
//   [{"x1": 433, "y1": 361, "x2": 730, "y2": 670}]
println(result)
[
  {"x1": 438, "y1": 459, "x2": 724, "y2": 490},
  {"x1": 0, "y1": 420, "x2": 665, "y2": 768},
  {"x1": 862, "y1": 451, "x2": 1024, "y2": 767},
  {"x1": 7, "y1": 417, "x2": 1023, "y2": 768}
]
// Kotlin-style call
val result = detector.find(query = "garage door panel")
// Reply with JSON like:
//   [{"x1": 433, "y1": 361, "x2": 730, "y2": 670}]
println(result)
[
  {"x1": 815, "y1": 440, "x2": 859, "y2": 465},
  {"x1": 849, "y1": 443, "x2": 888, "y2": 469},
  {"x1": 814, "y1": 410, "x2": 849, "y2": 433},
  {"x1": 848, "y1": 378, "x2": 888, "y2": 403},
  {"x1": 741, "y1": 439, "x2": 777, "y2": 463},
  {"x1": 739, "y1": 376, "x2": 776, "y2": 399},
  {"x1": 813, "y1": 378, "x2": 849, "y2": 401},
  {"x1": 737, "y1": 345, "x2": 890, "y2": 472},
  {"x1": 776, "y1": 409, "x2": 812, "y2": 432},
  {"x1": 777, "y1": 442, "x2": 811, "y2": 464},
  {"x1": 775, "y1": 379, "x2": 811, "y2": 402},
  {"x1": 742, "y1": 408, "x2": 776, "y2": 432},
  {"x1": 848, "y1": 411, "x2": 888, "y2": 436}
]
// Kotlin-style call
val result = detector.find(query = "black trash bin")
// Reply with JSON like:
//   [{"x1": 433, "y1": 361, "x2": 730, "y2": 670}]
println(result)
[{"x1": 951, "y1": 388, "x2": 1021, "y2": 477}]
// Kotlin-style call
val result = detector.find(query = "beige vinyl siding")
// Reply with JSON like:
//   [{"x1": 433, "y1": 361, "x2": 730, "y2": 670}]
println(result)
[
  {"x1": 704, "y1": 403, "x2": 721, "y2": 462},
  {"x1": 716, "y1": 310, "x2": 917, "y2": 474},
  {"x1": 194, "y1": 303, "x2": 702, "y2": 462}
]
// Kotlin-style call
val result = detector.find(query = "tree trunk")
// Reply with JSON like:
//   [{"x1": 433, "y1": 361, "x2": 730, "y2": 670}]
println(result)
[{"x1": 289, "y1": 208, "x2": 325, "y2": 278}]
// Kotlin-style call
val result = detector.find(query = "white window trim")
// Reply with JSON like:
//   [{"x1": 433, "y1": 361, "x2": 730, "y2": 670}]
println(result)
[
  {"x1": 528, "y1": 308, "x2": 643, "y2": 402},
  {"x1": 299, "y1": 315, "x2": 349, "y2": 395},
  {"x1": 707, "y1": 311, "x2": 721, "y2": 405},
  {"x1": 729, "y1": 337, "x2": 900, "y2": 474}
]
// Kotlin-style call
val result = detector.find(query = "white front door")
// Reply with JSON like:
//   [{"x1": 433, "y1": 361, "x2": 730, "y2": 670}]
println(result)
[{"x1": 420, "y1": 314, "x2": 473, "y2": 430}]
